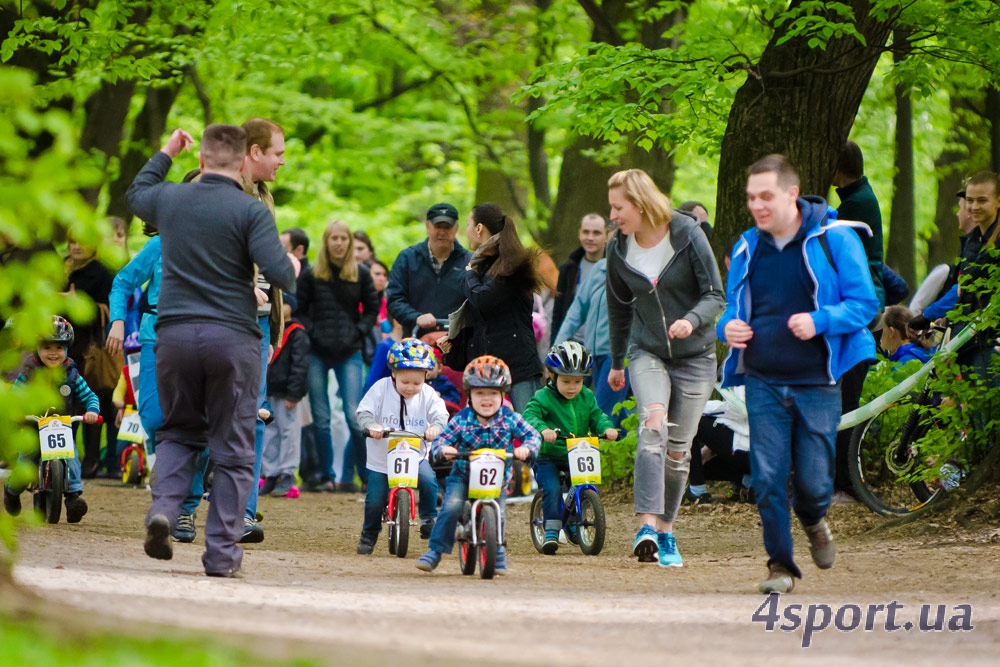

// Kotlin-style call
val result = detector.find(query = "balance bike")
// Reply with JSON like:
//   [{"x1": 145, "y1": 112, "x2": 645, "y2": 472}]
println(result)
[
  {"x1": 118, "y1": 405, "x2": 150, "y2": 486},
  {"x1": 27, "y1": 413, "x2": 101, "y2": 524},
  {"x1": 529, "y1": 435, "x2": 607, "y2": 555},
  {"x1": 455, "y1": 448, "x2": 506, "y2": 580},
  {"x1": 385, "y1": 431, "x2": 425, "y2": 558}
]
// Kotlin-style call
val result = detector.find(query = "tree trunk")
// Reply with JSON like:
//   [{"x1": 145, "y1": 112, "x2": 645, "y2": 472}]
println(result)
[
  {"x1": 886, "y1": 30, "x2": 915, "y2": 288},
  {"x1": 987, "y1": 85, "x2": 1000, "y2": 173},
  {"x1": 526, "y1": 0, "x2": 554, "y2": 217},
  {"x1": 713, "y1": 0, "x2": 897, "y2": 269}
]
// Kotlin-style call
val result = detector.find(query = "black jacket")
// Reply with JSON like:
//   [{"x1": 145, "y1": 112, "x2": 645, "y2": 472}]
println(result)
[
  {"x1": 385, "y1": 239, "x2": 471, "y2": 335},
  {"x1": 462, "y1": 254, "x2": 543, "y2": 384},
  {"x1": 606, "y1": 210, "x2": 724, "y2": 368},
  {"x1": 266, "y1": 321, "x2": 311, "y2": 401},
  {"x1": 295, "y1": 264, "x2": 380, "y2": 363},
  {"x1": 551, "y1": 246, "x2": 586, "y2": 339}
]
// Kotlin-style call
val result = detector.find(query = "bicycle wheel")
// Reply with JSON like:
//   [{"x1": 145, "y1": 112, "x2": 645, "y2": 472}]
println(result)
[
  {"x1": 43, "y1": 459, "x2": 65, "y2": 524},
  {"x1": 386, "y1": 507, "x2": 396, "y2": 555},
  {"x1": 577, "y1": 488, "x2": 606, "y2": 556},
  {"x1": 848, "y1": 401, "x2": 942, "y2": 516},
  {"x1": 392, "y1": 491, "x2": 410, "y2": 559},
  {"x1": 528, "y1": 491, "x2": 545, "y2": 554},
  {"x1": 458, "y1": 503, "x2": 477, "y2": 576},
  {"x1": 478, "y1": 504, "x2": 498, "y2": 580},
  {"x1": 123, "y1": 450, "x2": 142, "y2": 486}
]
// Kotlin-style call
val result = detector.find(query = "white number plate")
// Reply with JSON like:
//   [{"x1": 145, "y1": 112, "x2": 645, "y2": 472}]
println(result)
[
  {"x1": 119, "y1": 407, "x2": 146, "y2": 445},
  {"x1": 567, "y1": 437, "x2": 601, "y2": 486},
  {"x1": 38, "y1": 416, "x2": 75, "y2": 461},
  {"x1": 469, "y1": 449, "x2": 506, "y2": 499},
  {"x1": 387, "y1": 435, "x2": 421, "y2": 488}
]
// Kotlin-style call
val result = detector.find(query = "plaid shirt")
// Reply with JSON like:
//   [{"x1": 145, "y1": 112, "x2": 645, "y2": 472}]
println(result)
[{"x1": 430, "y1": 406, "x2": 540, "y2": 484}]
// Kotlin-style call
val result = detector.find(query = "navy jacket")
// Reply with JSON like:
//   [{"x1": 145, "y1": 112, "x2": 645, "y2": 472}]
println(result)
[{"x1": 385, "y1": 239, "x2": 471, "y2": 334}]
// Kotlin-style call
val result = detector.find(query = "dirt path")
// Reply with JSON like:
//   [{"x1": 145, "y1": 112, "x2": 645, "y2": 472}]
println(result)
[{"x1": 12, "y1": 480, "x2": 1000, "y2": 665}]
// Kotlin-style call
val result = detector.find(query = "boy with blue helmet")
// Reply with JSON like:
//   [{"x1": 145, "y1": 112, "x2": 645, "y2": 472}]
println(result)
[{"x1": 355, "y1": 338, "x2": 449, "y2": 554}]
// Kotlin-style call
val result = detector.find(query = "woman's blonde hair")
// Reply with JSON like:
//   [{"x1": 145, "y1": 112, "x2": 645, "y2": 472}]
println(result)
[
  {"x1": 314, "y1": 220, "x2": 359, "y2": 282},
  {"x1": 607, "y1": 169, "x2": 672, "y2": 229}
]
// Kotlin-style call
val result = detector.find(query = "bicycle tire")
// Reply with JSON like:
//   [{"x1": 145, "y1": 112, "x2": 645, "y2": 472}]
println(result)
[
  {"x1": 393, "y1": 491, "x2": 410, "y2": 559},
  {"x1": 848, "y1": 401, "x2": 943, "y2": 516},
  {"x1": 123, "y1": 450, "x2": 142, "y2": 486},
  {"x1": 43, "y1": 459, "x2": 65, "y2": 524},
  {"x1": 577, "y1": 488, "x2": 606, "y2": 556},
  {"x1": 458, "y1": 503, "x2": 476, "y2": 576},
  {"x1": 478, "y1": 504, "x2": 498, "y2": 580},
  {"x1": 528, "y1": 491, "x2": 545, "y2": 554}
]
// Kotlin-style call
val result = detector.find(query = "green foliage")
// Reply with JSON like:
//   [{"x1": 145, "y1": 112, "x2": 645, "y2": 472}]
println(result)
[
  {"x1": 601, "y1": 397, "x2": 637, "y2": 487},
  {"x1": 0, "y1": 65, "x2": 105, "y2": 573}
]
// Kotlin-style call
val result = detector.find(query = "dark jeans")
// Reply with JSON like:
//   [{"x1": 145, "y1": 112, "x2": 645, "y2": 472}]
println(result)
[
  {"x1": 534, "y1": 456, "x2": 568, "y2": 531},
  {"x1": 361, "y1": 462, "x2": 439, "y2": 534},
  {"x1": 834, "y1": 360, "x2": 870, "y2": 493},
  {"x1": 745, "y1": 376, "x2": 840, "y2": 579},
  {"x1": 82, "y1": 388, "x2": 119, "y2": 476},
  {"x1": 689, "y1": 415, "x2": 751, "y2": 486},
  {"x1": 147, "y1": 322, "x2": 260, "y2": 575}
]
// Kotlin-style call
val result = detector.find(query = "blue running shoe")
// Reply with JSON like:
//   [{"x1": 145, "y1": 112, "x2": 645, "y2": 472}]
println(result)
[
  {"x1": 495, "y1": 546, "x2": 507, "y2": 575},
  {"x1": 633, "y1": 524, "x2": 658, "y2": 563},
  {"x1": 416, "y1": 549, "x2": 442, "y2": 572},
  {"x1": 657, "y1": 532, "x2": 683, "y2": 568},
  {"x1": 542, "y1": 529, "x2": 559, "y2": 555}
]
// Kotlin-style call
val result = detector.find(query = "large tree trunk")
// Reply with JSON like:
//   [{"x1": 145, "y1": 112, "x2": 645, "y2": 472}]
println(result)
[
  {"x1": 987, "y1": 86, "x2": 1000, "y2": 173},
  {"x1": 886, "y1": 30, "x2": 915, "y2": 287},
  {"x1": 714, "y1": 0, "x2": 897, "y2": 269}
]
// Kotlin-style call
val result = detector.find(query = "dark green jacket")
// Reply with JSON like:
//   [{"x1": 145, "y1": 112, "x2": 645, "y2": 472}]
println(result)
[
  {"x1": 521, "y1": 384, "x2": 614, "y2": 459},
  {"x1": 836, "y1": 176, "x2": 886, "y2": 309}
]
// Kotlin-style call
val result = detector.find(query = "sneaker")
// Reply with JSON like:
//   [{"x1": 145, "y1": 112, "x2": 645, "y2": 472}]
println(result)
[
  {"x1": 683, "y1": 488, "x2": 714, "y2": 505},
  {"x1": 416, "y1": 549, "x2": 442, "y2": 572},
  {"x1": 656, "y1": 532, "x2": 683, "y2": 567},
  {"x1": 357, "y1": 531, "x2": 377, "y2": 555},
  {"x1": 144, "y1": 514, "x2": 173, "y2": 560},
  {"x1": 565, "y1": 523, "x2": 579, "y2": 545},
  {"x1": 495, "y1": 546, "x2": 507, "y2": 575},
  {"x1": 803, "y1": 519, "x2": 836, "y2": 569},
  {"x1": 542, "y1": 529, "x2": 559, "y2": 555},
  {"x1": 270, "y1": 474, "x2": 295, "y2": 497},
  {"x1": 173, "y1": 512, "x2": 196, "y2": 543},
  {"x1": 206, "y1": 567, "x2": 242, "y2": 579},
  {"x1": 758, "y1": 564, "x2": 795, "y2": 594},
  {"x1": 632, "y1": 524, "x2": 659, "y2": 563},
  {"x1": 64, "y1": 493, "x2": 88, "y2": 523},
  {"x1": 3, "y1": 486, "x2": 21, "y2": 516},
  {"x1": 420, "y1": 519, "x2": 435, "y2": 540},
  {"x1": 259, "y1": 476, "x2": 278, "y2": 496},
  {"x1": 238, "y1": 516, "x2": 264, "y2": 544}
]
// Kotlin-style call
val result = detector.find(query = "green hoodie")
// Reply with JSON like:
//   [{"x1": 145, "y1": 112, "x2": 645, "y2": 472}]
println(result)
[{"x1": 521, "y1": 383, "x2": 615, "y2": 460}]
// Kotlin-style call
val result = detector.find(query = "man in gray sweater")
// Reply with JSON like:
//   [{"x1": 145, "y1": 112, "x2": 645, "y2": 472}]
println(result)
[{"x1": 127, "y1": 125, "x2": 296, "y2": 577}]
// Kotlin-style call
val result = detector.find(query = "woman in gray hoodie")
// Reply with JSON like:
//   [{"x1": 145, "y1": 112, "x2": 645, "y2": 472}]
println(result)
[{"x1": 605, "y1": 168, "x2": 724, "y2": 569}]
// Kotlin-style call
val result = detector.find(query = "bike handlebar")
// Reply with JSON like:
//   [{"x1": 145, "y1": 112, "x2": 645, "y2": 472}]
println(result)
[
  {"x1": 365, "y1": 427, "x2": 431, "y2": 441},
  {"x1": 27, "y1": 415, "x2": 103, "y2": 425},
  {"x1": 410, "y1": 318, "x2": 449, "y2": 338}
]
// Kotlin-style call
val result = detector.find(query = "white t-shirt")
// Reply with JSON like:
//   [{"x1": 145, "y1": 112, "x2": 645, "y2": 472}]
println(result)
[
  {"x1": 626, "y1": 233, "x2": 674, "y2": 283},
  {"x1": 356, "y1": 377, "x2": 449, "y2": 474}
]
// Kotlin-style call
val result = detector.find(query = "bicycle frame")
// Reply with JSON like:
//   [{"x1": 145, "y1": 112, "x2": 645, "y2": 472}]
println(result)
[
  {"x1": 467, "y1": 497, "x2": 504, "y2": 546},
  {"x1": 387, "y1": 486, "x2": 417, "y2": 526}
]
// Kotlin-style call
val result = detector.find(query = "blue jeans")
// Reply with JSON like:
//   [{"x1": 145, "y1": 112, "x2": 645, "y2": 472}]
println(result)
[
  {"x1": 138, "y1": 340, "x2": 162, "y2": 451},
  {"x1": 509, "y1": 377, "x2": 542, "y2": 413},
  {"x1": 307, "y1": 351, "x2": 367, "y2": 484},
  {"x1": 361, "y1": 460, "x2": 438, "y2": 534},
  {"x1": 428, "y1": 469, "x2": 506, "y2": 555},
  {"x1": 592, "y1": 354, "x2": 630, "y2": 428},
  {"x1": 244, "y1": 316, "x2": 270, "y2": 520},
  {"x1": 534, "y1": 456, "x2": 567, "y2": 531},
  {"x1": 745, "y1": 376, "x2": 840, "y2": 578}
]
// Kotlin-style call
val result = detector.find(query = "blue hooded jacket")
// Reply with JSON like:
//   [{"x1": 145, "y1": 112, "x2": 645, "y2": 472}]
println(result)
[{"x1": 717, "y1": 196, "x2": 878, "y2": 387}]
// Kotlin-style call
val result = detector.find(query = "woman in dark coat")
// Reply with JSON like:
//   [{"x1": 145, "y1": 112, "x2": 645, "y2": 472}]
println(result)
[{"x1": 449, "y1": 202, "x2": 544, "y2": 411}]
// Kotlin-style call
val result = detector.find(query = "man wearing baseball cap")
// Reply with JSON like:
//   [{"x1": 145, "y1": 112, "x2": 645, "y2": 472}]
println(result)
[{"x1": 386, "y1": 202, "x2": 472, "y2": 338}]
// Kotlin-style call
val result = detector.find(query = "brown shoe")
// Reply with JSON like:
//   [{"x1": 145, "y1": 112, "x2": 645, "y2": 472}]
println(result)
[
  {"x1": 758, "y1": 564, "x2": 795, "y2": 594},
  {"x1": 803, "y1": 519, "x2": 836, "y2": 569}
]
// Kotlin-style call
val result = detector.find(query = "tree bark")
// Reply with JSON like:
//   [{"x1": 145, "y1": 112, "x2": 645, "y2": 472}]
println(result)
[
  {"x1": 886, "y1": 30, "x2": 915, "y2": 288},
  {"x1": 987, "y1": 85, "x2": 1000, "y2": 173},
  {"x1": 714, "y1": 0, "x2": 897, "y2": 270}
]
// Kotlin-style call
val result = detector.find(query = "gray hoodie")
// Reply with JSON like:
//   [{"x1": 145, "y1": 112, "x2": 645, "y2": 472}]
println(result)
[{"x1": 606, "y1": 210, "x2": 724, "y2": 368}]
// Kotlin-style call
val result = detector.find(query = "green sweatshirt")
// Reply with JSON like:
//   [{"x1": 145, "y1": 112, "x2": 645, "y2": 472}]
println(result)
[{"x1": 521, "y1": 383, "x2": 614, "y2": 460}]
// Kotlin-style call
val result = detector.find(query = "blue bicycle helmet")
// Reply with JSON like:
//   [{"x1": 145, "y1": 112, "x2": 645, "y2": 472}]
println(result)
[
  {"x1": 387, "y1": 338, "x2": 436, "y2": 371},
  {"x1": 545, "y1": 341, "x2": 593, "y2": 377}
]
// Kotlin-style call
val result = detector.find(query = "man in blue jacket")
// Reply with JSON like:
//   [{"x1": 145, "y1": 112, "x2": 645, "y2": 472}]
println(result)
[
  {"x1": 386, "y1": 203, "x2": 471, "y2": 338},
  {"x1": 718, "y1": 154, "x2": 877, "y2": 594}
]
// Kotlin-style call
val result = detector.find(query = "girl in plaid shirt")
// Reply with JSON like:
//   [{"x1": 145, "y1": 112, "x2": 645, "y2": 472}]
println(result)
[{"x1": 417, "y1": 356, "x2": 540, "y2": 574}]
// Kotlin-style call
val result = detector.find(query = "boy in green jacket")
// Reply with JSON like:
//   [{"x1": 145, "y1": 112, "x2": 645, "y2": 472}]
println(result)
[{"x1": 522, "y1": 342, "x2": 618, "y2": 554}]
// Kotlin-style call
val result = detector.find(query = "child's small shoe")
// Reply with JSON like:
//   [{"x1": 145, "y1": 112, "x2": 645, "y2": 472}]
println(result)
[
  {"x1": 357, "y1": 530, "x2": 378, "y2": 555},
  {"x1": 494, "y1": 546, "x2": 507, "y2": 575},
  {"x1": 416, "y1": 549, "x2": 442, "y2": 572},
  {"x1": 64, "y1": 492, "x2": 88, "y2": 524},
  {"x1": 420, "y1": 518, "x2": 435, "y2": 539},
  {"x1": 542, "y1": 529, "x2": 559, "y2": 555}
]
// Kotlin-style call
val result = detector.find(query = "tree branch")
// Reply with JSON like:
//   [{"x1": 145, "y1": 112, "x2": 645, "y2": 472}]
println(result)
[{"x1": 354, "y1": 72, "x2": 443, "y2": 112}]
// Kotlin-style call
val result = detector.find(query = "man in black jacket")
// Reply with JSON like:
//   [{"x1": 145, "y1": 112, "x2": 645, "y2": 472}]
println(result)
[
  {"x1": 127, "y1": 126, "x2": 296, "y2": 577},
  {"x1": 551, "y1": 214, "x2": 609, "y2": 339},
  {"x1": 386, "y1": 203, "x2": 471, "y2": 338}
]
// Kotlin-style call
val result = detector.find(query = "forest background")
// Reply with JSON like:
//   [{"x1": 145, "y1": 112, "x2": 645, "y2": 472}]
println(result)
[{"x1": 2, "y1": 0, "x2": 1000, "y2": 582}]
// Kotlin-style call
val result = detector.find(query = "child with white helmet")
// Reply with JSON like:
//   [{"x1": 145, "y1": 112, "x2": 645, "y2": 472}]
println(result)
[
  {"x1": 522, "y1": 341, "x2": 618, "y2": 554},
  {"x1": 355, "y1": 338, "x2": 449, "y2": 554}
]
